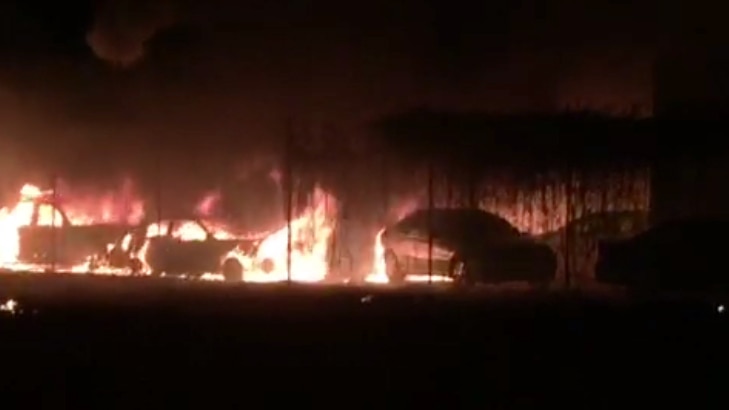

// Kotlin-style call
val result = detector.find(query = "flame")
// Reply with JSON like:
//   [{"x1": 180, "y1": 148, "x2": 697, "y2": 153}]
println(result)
[
  {"x1": 195, "y1": 191, "x2": 221, "y2": 216},
  {"x1": 0, "y1": 183, "x2": 144, "y2": 274},
  {"x1": 364, "y1": 198, "x2": 455, "y2": 284},
  {"x1": 225, "y1": 186, "x2": 337, "y2": 283},
  {"x1": 365, "y1": 197, "x2": 420, "y2": 284}
]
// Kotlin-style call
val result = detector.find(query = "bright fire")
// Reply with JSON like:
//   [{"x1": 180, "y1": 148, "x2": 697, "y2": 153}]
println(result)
[
  {"x1": 364, "y1": 197, "x2": 454, "y2": 285},
  {"x1": 0, "y1": 182, "x2": 339, "y2": 283},
  {"x1": 223, "y1": 186, "x2": 337, "y2": 283},
  {"x1": 0, "y1": 183, "x2": 144, "y2": 273}
]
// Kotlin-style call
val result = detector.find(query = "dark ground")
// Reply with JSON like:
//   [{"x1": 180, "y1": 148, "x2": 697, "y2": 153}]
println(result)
[{"x1": 0, "y1": 274, "x2": 726, "y2": 407}]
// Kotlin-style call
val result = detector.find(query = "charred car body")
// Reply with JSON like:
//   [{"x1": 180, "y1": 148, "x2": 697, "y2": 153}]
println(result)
[
  {"x1": 16, "y1": 191, "x2": 129, "y2": 269},
  {"x1": 381, "y1": 208, "x2": 557, "y2": 285},
  {"x1": 595, "y1": 218, "x2": 729, "y2": 291},
  {"x1": 106, "y1": 219, "x2": 272, "y2": 281}
]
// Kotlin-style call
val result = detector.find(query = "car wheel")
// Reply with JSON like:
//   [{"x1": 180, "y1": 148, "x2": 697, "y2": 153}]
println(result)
[
  {"x1": 450, "y1": 257, "x2": 475, "y2": 286},
  {"x1": 384, "y1": 251, "x2": 406, "y2": 284},
  {"x1": 128, "y1": 258, "x2": 143, "y2": 275},
  {"x1": 260, "y1": 258, "x2": 275, "y2": 274},
  {"x1": 222, "y1": 258, "x2": 244, "y2": 282},
  {"x1": 533, "y1": 279, "x2": 551, "y2": 292}
]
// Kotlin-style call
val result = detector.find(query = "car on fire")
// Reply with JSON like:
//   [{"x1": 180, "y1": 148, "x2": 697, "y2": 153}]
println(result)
[
  {"x1": 14, "y1": 189, "x2": 130, "y2": 269},
  {"x1": 105, "y1": 218, "x2": 272, "y2": 281},
  {"x1": 380, "y1": 208, "x2": 557, "y2": 285}
]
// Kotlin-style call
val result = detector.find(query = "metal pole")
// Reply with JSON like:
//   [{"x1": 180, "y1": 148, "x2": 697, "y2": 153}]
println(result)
[
  {"x1": 427, "y1": 159, "x2": 434, "y2": 284},
  {"x1": 51, "y1": 173, "x2": 57, "y2": 273},
  {"x1": 564, "y1": 171, "x2": 573, "y2": 289},
  {"x1": 285, "y1": 120, "x2": 293, "y2": 284},
  {"x1": 156, "y1": 152, "x2": 162, "y2": 234}
]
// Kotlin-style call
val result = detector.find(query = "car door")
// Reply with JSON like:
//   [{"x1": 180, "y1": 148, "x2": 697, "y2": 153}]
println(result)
[
  {"x1": 17, "y1": 203, "x2": 68, "y2": 265},
  {"x1": 409, "y1": 219, "x2": 456, "y2": 276},
  {"x1": 166, "y1": 220, "x2": 220, "y2": 274}
]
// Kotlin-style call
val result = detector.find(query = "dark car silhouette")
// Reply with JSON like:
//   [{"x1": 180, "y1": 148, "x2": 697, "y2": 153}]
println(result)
[
  {"x1": 595, "y1": 218, "x2": 729, "y2": 291},
  {"x1": 106, "y1": 219, "x2": 267, "y2": 281},
  {"x1": 380, "y1": 208, "x2": 557, "y2": 285},
  {"x1": 536, "y1": 210, "x2": 649, "y2": 280}
]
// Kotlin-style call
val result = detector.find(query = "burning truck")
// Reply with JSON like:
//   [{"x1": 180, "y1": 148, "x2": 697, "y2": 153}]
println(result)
[{"x1": 0, "y1": 184, "x2": 137, "y2": 272}]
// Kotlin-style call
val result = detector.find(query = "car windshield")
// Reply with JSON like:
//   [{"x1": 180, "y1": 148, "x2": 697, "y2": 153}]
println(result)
[{"x1": 636, "y1": 219, "x2": 727, "y2": 245}]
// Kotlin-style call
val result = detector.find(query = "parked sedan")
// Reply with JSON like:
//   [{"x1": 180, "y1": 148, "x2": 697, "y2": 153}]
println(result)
[
  {"x1": 380, "y1": 208, "x2": 557, "y2": 285},
  {"x1": 595, "y1": 218, "x2": 729, "y2": 291}
]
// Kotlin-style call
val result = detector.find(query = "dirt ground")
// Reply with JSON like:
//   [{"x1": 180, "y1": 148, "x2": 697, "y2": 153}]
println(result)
[{"x1": 0, "y1": 273, "x2": 725, "y2": 406}]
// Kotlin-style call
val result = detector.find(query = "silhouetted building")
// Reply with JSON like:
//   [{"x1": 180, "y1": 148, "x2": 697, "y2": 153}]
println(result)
[
  {"x1": 651, "y1": 48, "x2": 729, "y2": 223},
  {"x1": 653, "y1": 47, "x2": 729, "y2": 118}
]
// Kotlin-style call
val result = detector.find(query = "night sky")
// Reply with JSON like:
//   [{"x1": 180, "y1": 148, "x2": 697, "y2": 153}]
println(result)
[{"x1": 0, "y1": 0, "x2": 724, "y2": 182}]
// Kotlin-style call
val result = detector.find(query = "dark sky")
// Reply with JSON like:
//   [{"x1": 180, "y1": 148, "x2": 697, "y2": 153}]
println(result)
[{"x1": 0, "y1": 0, "x2": 725, "y2": 181}]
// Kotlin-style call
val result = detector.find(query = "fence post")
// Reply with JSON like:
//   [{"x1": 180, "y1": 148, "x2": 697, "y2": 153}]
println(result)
[
  {"x1": 155, "y1": 152, "x2": 162, "y2": 236},
  {"x1": 564, "y1": 171, "x2": 574, "y2": 289},
  {"x1": 427, "y1": 158, "x2": 434, "y2": 284},
  {"x1": 285, "y1": 119, "x2": 294, "y2": 284},
  {"x1": 51, "y1": 173, "x2": 58, "y2": 273}
]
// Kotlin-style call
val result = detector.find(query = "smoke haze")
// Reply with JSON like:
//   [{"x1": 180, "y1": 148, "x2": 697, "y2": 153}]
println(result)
[{"x1": 0, "y1": 0, "x2": 724, "y2": 190}]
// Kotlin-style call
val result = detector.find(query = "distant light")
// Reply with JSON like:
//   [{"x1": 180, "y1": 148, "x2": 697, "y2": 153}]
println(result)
[
  {"x1": 717, "y1": 304, "x2": 725, "y2": 314},
  {"x1": 360, "y1": 294, "x2": 374, "y2": 304},
  {"x1": 0, "y1": 299, "x2": 18, "y2": 315}
]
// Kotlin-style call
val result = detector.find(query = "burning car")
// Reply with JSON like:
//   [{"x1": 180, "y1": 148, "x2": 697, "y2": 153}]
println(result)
[
  {"x1": 1, "y1": 185, "x2": 131, "y2": 271},
  {"x1": 106, "y1": 218, "x2": 275, "y2": 281},
  {"x1": 379, "y1": 208, "x2": 557, "y2": 285}
]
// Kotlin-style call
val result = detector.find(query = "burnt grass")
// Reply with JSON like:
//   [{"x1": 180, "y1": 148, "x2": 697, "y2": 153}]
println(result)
[{"x1": 0, "y1": 273, "x2": 726, "y2": 406}]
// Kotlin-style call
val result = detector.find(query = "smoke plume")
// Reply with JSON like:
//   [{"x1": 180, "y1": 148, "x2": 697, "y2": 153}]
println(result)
[{"x1": 86, "y1": 0, "x2": 180, "y2": 67}]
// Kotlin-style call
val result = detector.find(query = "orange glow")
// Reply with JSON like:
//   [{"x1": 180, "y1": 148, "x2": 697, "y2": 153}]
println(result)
[{"x1": 224, "y1": 186, "x2": 337, "y2": 283}]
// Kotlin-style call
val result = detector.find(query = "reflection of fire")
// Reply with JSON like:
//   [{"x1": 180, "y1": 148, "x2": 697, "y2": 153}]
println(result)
[
  {"x1": 0, "y1": 183, "x2": 144, "y2": 273},
  {"x1": 365, "y1": 228, "x2": 453, "y2": 284},
  {"x1": 365, "y1": 197, "x2": 453, "y2": 284}
]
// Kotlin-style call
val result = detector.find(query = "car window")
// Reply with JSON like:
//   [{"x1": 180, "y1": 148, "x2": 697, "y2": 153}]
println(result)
[
  {"x1": 394, "y1": 214, "x2": 424, "y2": 234},
  {"x1": 146, "y1": 221, "x2": 168, "y2": 238},
  {"x1": 169, "y1": 220, "x2": 208, "y2": 241},
  {"x1": 636, "y1": 220, "x2": 715, "y2": 246},
  {"x1": 36, "y1": 204, "x2": 64, "y2": 227}
]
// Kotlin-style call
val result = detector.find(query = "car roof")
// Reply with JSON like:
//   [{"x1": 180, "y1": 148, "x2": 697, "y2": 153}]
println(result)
[{"x1": 397, "y1": 208, "x2": 519, "y2": 231}]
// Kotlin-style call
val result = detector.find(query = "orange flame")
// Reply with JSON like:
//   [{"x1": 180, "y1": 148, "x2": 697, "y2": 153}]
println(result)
[
  {"x1": 0, "y1": 183, "x2": 144, "y2": 273},
  {"x1": 225, "y1": 186, "x2": 337, "y2": 283}
]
